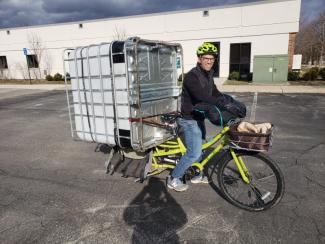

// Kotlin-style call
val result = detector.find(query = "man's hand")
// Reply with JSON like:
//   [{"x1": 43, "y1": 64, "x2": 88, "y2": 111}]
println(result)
[{"x1": 223, "y1": 103, "x2": 246, "y2": 118}]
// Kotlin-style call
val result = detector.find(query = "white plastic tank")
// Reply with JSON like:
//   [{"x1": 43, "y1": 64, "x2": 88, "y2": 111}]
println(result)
[{"x1": 63, "y1": 37, "x2": 183, "y2": 151}]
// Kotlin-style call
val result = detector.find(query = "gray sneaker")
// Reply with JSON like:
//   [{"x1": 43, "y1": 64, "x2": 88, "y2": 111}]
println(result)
[
  {"x1": 167, "y1": 177, "x2": 189, "y2": 192},
  {"x1": 190, "y1": 172, "x2": 209, "y2": 184}
]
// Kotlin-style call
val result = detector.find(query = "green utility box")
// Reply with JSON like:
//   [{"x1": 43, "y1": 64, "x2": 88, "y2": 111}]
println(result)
[{"x1": 253, "y1": 55, "x2": 288, "y2": 83}]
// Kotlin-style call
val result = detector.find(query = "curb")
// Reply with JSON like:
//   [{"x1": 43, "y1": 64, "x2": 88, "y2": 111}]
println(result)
[
  {"x1": 0, "y1": 84, "x2": 69, "y2": 90},
  {"x1": 218, "y1": 85, "x2": 325, "y2": 94}
]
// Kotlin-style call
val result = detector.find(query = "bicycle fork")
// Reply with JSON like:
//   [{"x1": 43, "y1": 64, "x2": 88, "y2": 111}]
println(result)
[{"x1": 230, "y1": 148, "x2": 250, "y2": 184}]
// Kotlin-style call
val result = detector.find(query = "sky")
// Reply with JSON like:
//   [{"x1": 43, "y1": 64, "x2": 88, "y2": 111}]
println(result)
[{"x1": 0, "y1": 0, "x2": 324, "y2": 29}]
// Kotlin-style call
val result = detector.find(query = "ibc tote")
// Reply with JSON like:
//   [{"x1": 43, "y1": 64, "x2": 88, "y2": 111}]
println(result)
[{"x1": 63, "y1": 37, "x2": 183, "y2": 152}]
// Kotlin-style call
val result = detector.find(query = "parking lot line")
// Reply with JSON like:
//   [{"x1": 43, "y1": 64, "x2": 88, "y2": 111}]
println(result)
[{"x1": 250, "y1": 92, "x2": 258, "y2": 122}]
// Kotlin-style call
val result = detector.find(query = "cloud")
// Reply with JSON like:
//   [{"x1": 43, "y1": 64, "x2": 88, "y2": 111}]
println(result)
[
  {"x1": 0, "y1": 0, "x2": 261, "y2": 28},
  {"x1": 0, "y1": 0, "x2": 322, "y2": 29},
  {"x1": 0, "y1": 0, "x2": 50, "y2": 28}
]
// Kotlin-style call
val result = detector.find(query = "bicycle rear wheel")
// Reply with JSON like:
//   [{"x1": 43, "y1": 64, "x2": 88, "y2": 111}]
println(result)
[{"x1": 217, "y1": 151, "x2": 285, "y2": 211}]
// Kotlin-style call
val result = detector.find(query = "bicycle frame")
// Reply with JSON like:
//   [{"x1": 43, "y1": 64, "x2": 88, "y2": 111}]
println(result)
[{"x1": 151, "y1": 125, "x2": 251, "y2": 184}]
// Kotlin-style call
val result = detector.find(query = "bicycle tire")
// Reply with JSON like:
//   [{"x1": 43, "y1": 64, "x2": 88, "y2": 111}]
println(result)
[{"x1": 217, "y1": 150, "x2": 285, "y2": 211}]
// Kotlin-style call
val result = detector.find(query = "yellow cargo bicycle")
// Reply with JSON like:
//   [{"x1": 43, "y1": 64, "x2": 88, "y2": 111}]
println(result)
[{"x1": 144, "y1": 115, "x2": 285, "y2": 212}]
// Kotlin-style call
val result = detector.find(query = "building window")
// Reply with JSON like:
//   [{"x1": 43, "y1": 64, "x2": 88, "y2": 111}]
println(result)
[
  {"x1": 229, "y1": 43, "x2": 251, "y2": 79},
  {"x1": 26, "y1": 55, "x2": 39, "y2": 68},
  {"x1": 79, "y1": 23, "x2": 83, "y2": 29},
  {"x1": 0, "y1": 56, "x2": 8, "y2": 69},
  {"x1": 203, "y1": 10, "x2": 209, "y2": 17}
]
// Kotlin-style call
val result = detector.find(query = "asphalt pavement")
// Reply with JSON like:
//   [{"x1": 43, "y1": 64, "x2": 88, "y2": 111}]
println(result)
[{"x1": 0, "y1": 87, "x2": 324, "y2": 243}]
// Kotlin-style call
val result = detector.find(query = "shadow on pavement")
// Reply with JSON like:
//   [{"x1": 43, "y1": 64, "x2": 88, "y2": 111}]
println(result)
[{"x1": 123, "y1": 177, "x2": 187, "y2": 244}]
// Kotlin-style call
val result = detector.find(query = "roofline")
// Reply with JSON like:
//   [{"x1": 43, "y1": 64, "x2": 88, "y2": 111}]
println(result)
[{"x1": 0, "y1": 0, "x2": 298, "y2": 31}]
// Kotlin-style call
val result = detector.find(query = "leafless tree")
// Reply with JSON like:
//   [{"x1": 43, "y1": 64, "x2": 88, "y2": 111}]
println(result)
[
  {"x1": 14, "y1": 62, "x2": 29, "y2": 80},
  {"x1": 314, "y1": 11, "x2": 325, "y2": 64},
  {"x1": 296, "y1": 10, "x2": 325, "y2": 65},
  {"x1": 26, "y1": 32, "x2": 55, "y2": 79},
  {"x1": 27, "y1": 33, "x2": 44, "y2": 79},
  {"x1": 0, "y1": 66, "x2": 6, "y2": 79},
  {"x1": 113, "y1": 26, "x2": 128, "y2": 40},
  {"x1": 0, "y1": 68, "x2": 10, "y2": 79},
  {"x1": 43, "y1": 51, "x2": 53, "y2": 77}
]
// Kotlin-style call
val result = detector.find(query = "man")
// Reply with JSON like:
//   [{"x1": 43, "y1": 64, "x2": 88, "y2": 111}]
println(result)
[{"x1": 167, "y1": 42, "x2": 246, "y2": 192}]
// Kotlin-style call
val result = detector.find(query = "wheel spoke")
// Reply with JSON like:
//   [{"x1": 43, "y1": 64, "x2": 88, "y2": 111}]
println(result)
[
  {"x1": 252, "y1": 173, "x2": 276, "y2": 181},
  {"x1": 252, "y1": 180, "x2": 277, "y2": 191},
  {"x1": 222, "y1": 174, "x2": 239, "y2": 185},
  {"x1": 249, "y1": 185, "x2": 265, "y2": 207}
]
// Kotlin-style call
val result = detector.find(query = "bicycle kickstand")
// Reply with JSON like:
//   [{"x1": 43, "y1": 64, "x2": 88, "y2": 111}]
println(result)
[{"x1": 105, "y1": 147, "x2": 117, "y2": 174}]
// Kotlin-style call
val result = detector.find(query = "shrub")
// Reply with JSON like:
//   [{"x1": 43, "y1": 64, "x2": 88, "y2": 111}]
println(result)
[
  {"x1": 65, "y1": 72, "x2": 71, "y2": 81},
  {"x1": 310, "y1": 66, "x2": 319, "y2": 74},
  {"x1": 319, "y1": 68, "x2": 325, "y2": 80},
  {"x1": 240, "y1": 72, "x2": 253, "y2": 82},
  {"x1": 287, "y1": 70, "x2": 300, "y2": 81},
  {"x1": 53, "y1": 73, "x2": 64, "y2": 81},
  {"x1": 177, "y1": 74, "x2": 184, "y2": 82},
  {"x1": 228, "y1": 71, "x2": 240, "y2": 80},
  {"x1": 247, "y1": 72, "x2": 253, "y2": 82},
  {"x1": 302, "y1": 67, "x2": 319, "y2": 81},
  {"x1": 45, "y1": 74, "x2": 53, "y2": 81}
]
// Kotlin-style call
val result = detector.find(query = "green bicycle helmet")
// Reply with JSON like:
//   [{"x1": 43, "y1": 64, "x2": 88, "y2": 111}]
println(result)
[{"x1": 196, "y1": 42, "x2": 218, "y2": 56}]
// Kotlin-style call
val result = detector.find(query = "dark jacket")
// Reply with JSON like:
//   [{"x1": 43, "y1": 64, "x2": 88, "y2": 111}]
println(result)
[{"x1": 180, "y1": 64, "x2": 227, "y2": 119}]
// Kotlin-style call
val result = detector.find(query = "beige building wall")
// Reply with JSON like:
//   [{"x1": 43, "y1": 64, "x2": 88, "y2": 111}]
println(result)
[{"x1": 0, "y1": 0, "x2": 301, "y2": 79}]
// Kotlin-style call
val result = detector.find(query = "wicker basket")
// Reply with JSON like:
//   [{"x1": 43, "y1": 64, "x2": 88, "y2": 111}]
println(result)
[{"x1": 229, "y1": 122, "x2": 273, "y2": 151}]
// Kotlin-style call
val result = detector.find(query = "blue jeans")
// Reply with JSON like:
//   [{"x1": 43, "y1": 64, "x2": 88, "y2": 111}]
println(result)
[{"x1": 171, "y1": 118, "x2": 202, "y2": 179}]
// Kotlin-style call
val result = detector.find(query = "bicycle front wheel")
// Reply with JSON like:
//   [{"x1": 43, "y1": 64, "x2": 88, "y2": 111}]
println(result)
[{"x1": 217, "y1": 151, "x2": 285, "y2": 211}]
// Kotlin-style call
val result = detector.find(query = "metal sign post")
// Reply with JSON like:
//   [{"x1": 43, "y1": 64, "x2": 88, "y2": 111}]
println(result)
[{"x1": 23, "y1": 48, "x2": 31, "y2": 84}]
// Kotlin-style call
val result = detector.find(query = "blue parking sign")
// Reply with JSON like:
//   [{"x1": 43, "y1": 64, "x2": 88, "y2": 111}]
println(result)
[{"x1": 23, "y1": 48, "x2": 28, "y2": 55}]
